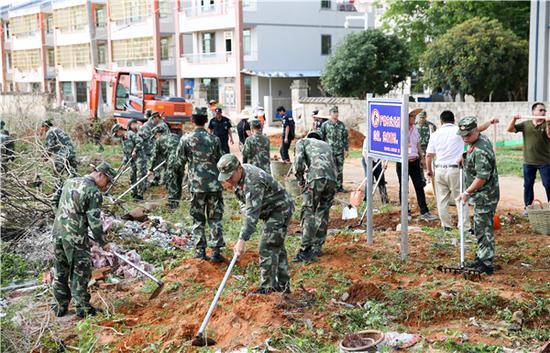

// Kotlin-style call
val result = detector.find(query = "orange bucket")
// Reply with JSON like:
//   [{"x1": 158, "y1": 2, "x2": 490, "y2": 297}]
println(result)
[{"x1": 493, "y1": 214, "x2": 501, "y2": 230}]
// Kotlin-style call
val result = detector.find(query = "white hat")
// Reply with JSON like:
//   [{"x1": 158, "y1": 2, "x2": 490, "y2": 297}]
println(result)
[
  {"x1": 238, "y1": 109, "x2": 253, "y2": 119},
  {"x1": 313, "y1": 110, "x2": 330, "y2": 119}
]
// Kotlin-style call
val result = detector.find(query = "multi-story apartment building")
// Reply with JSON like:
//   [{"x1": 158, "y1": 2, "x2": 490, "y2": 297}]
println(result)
[{"x1": 0, "y1": 0, "x2": 370, "y2": 114}]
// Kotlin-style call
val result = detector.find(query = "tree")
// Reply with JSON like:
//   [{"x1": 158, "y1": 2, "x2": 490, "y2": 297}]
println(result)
[
  {"x1": 381, "y1": 0, "x2": 530, "y2": 70},
  {"x1": 421, "y1": 17, "x2": 528, "y2": 101},
  {"x1": 320, "y1": 29, "x2": 410, "y2": 98}
]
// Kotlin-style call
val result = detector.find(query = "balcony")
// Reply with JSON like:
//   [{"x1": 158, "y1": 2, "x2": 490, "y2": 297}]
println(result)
[
  {"x1": 56, "y1": 64, "x2": 94, "y2": 82},
  {"x1": 180, "y1": 51, "x2": 236, "y2": 78},
  {"x1": 11, "y1": 32, "x2": 42, "y2": 50},
  {"x1": 178, "y1": 3, "x2": 236, "y2": 33}
]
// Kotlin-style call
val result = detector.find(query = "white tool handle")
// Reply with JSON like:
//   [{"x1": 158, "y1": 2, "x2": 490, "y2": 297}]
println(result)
[
  {"x1": 459, "y1": 168, "x2": 465, "y2": 267},
  {"x1": 197, "y1": 253, "x2": 238, "y2": 336},
  {"x1": 115, "y1": 160, "x2": 166, "y2": 201}
]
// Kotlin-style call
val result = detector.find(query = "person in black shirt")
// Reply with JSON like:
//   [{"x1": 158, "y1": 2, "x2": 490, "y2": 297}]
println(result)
[
  {"x1": 277, "y1": 106, "x2": 295, "y2": 163},
  {"x1": 236, "y1": 109, "x2": 252, "y2": 150},
  {"x1": 208, "y1": 107, "x2": 234, "y2": 154}
]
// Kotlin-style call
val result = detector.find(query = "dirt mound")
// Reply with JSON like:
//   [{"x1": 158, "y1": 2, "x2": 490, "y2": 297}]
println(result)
[
  {"x1": 276, "y1": 286, "x2": 317, "y2": 311},
  {"x1": 346, "y1": 282, "x2": 385, "y2": 304},
  {"x1": 348, "y1": 128, "x2": 365, "y2": 150}
]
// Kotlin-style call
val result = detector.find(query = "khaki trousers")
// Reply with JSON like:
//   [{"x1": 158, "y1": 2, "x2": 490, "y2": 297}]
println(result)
[{"x1": 435, "y1": 167, "x2": 471, "y2": 230}]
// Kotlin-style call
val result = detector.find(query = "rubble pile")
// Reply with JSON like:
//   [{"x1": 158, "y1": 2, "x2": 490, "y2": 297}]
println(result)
[{"x1": 90, "y1": 245, "x2": 155, "y2": 279}]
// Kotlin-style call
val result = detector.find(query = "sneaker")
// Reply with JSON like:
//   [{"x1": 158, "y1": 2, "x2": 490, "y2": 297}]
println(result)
[
  {"x1": 523, "y1": 208, "x2": 528, "y2": 216},
  {"x1": 312, "y1": 248, "x2": 324, "y2": 257},
  {"x1": 194, "y1": 249, "x2": 210, "y2": 261},
  {"x1": 251, "y1": 287, "x2": 275, "y2": 295},
  {"x1": 465, "y1": 257, "x2": 482, "y2": 268},
  {"x1": 337, "y1": 187, "x2": 346, "y2": 193},
  {"x1": 468, "y1": 229, "x2": 475, "y2": 236},
  {"x1": 209, "y1": 249, "x2": 225, "y2": 263},
  {"x1": 276, "y1": 283, "x2": 291, "y2": 294},
  {"x1": 292, "y1": 249, "x2": 314, "y2": 263},
  {"x1": 52, "y1": 305, "x2": 68, "y2": 318},
  {"x1": 76, "y1": 306, "x2": 98, "y2": 319},
  {"x1": 167, "y1": 201, "x2": 179, "y2": 209},
  {"x1": 420, "y1": 212, "x2": 438, "y2": 221}
]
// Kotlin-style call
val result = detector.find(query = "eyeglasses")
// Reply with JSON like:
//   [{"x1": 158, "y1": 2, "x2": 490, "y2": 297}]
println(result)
[{"x1": 539, "y1": 109, "x2": 547, "y2": 112}]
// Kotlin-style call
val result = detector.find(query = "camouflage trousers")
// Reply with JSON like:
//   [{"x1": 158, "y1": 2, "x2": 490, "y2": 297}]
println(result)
[
  {"x1": 259, "y1": 204, "x2": 294, "y2": 291},
  {"x1": 190, "y1": 191, "x2": 225, "y2": 250},
  {"x1": 52, "y1": 156, "x2": 78, "y2": 210},
  {"x1": 334, "y1": 152, "x2": 345, "y2": 189},
  {"x1": 151, "y1": 155, "x2": 166, "y2": 185},
  {"x1": 52, "y1": 238, "x2": 93, "y2": 316},
  {"x1": 472, "y1": 202, "x2": 497, "y2": 266},
  {"x1": 130, "y1": 157, "x2": 147, "y2": 198},
  {"x1": 299, "y1": 179, "x2": 336, "y2": 252},
  {"x1": 166, "y1": 164, "x2": 184, "y2": 205}
]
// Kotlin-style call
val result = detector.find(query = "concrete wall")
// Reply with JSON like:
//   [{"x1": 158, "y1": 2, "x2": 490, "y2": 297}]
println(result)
[
  {"x1": 0, "y1": 92, "x2": 49, "y2": 121},
  {"x1": 297, "y1": 96, "x2": 549, "y2": 144}
]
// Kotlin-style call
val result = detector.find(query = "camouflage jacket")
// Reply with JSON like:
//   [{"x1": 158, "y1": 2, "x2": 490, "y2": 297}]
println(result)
[
  {"x1": 122, "y1": 130, "x2": 146, "y2": 163},
  {"x1": 138, "y1": 120, "x2": 155, "y2": 155},
  {"x1": 176, "y1": 127, "x2": 222, "y2": 192},
  {"x1": 235, "y1": 164, "x2": 294, "y2": 241},
  {"x1": 45, "y1": 127, "x2": 76, "y2": 159},
  {"x1": 464, "y1": 134, "x2": 500, "y2": 207},
  {"x1": 320, "y1": 120, "x2": 348, "y2": 155},
  {"x1": 150, "y1": 132, "x2": 180, "y2": 171},
  {"x1": 52, "y1": 176, "x2": 105, "y2": 246},
  {"x1": 242, "y1": 133, "x2": 271, "y2": 174},
  {"x1": 416, "y1": 121, "x2": 437, "y2": 147},
  {"x1": 294, "y1": 138, "x2": 337, "y2": 183},
  {"x1": 1, "y1": 132, "x2": 14, "y2": 162}
]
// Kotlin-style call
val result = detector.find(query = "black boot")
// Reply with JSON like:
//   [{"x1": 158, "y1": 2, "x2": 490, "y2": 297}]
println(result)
[
  {"x1": 167, "y1": 201, "x2": 179, "y2": 209},
  {"x1": 292, "y1": 248, "x2": 314, "y2": 263},
  {"x1": 194, "y1": 248, "x2": 209, "y2": 261},
  {"x1": 209, "y1": 249, "x2": 225, "y2": 263},
  {"x1": 52, "y1": 304, "x2": 68, "y2": 317},
  {"x1": 76, "y1": 306, "x2": 99, "y2": 319}
]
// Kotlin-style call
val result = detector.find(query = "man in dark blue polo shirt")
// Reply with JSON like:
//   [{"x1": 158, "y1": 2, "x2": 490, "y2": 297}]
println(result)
[{"x1": 208, "y1": 107, "x2": 234, "y2": 154}]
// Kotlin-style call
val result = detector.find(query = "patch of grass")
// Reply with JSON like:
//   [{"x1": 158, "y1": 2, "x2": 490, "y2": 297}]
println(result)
[
  {"x1": 434, "y1": 340, "x2": 504, "y2": 353},
  {"x1": 495, "y1": 146, "x2": 523, "y2": 177},
  {"x1": 0, "y1": 246, "x2": 30, "y2": 286},
  {"x1": 270, "y1": 325, "x2": 338, "y2": 353},
  {"x1": 329, "y1": 300, "x2": 392, "y2": 334},
  {"x1": 76, "y1": 317, "x2": 100, "y2": 353}
]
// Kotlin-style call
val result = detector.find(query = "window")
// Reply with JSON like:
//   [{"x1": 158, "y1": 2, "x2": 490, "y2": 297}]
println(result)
[
  {"x1": 100, "y1": 82, "x2": 107, "y2": 103},
  {"x1": 160, "y1": 37, "x2": 173, "y2": 60},
  {"x1": 203, "y1": 78, "x2": 218, "y2": 102},
  {"x1": 53, "y1": 5, "x2": 87, "y2": 32},
  {"x1": 46, "y1": 16, "x2": 53, "y2": 34},
  {"x1": 47, "y1": 49, "x2": 55, "y2": 67},
  {"x1": 161, "y1": 81, "x2": 170, "y2": 96},
  {"x1": 225, "y1": 38, "x2": 232, "y2": 52},
  {"x1": 115, "y1": 73, "x2": 130, "y2": 110},
  {"x1": 243, "y1": 29, "x2": 251, "y2": 56},
  {"x1": 62, "y1": 82, "x2": 73, "y2": 101},
  {"x1": 202, "y1": 32, "x2": 215, "y2": 53},
  {"x1": 244, "y1": 76, "x2": 252, "y2": 106},
  {"x1": 97, "y1": 44, "x2": 107, "y2": 64},
  {"x1": 321, "y1": 0, "x2": 331, "y2": 9},
  {"x1": 112, "y1": 37, "x2": 154, "y2": 65},
  {"x1": 143, "y1": 77, "x2": 157, "y2": 95},
  {"x1": 4, "y1": 21, "x2": 9, "y2": 39},
  {"x1": 159, "y1": 0, "x2": 170, "y2": 18},
  {"x1": 76, "y1": 82, "x2": 87, "y2": 103},
  {"x1": 321, "y1": 34, "x2": 331, "y2": 55},
  {"x1": 55, "y1": 44, "x2": 90, "y2": 67},
  {"x1": 95, "y1": 6, "x2": 106, "y2": 27},
  {"x1": 6, "y1": 53, "x2": 11, "y2": 69}
]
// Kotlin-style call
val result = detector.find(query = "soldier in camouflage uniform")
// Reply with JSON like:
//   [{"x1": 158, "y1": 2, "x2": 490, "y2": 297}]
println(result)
[
  {"x1": 456, "y1": 117, "x2": 500, "y2": 275},
  {"x1": 1, "y1": 120, "x2": 15, "y2": 172},
  {"x1": 111, "y1": 123, "x2": 147, "y2": 200},
  {"x1": 176, "y1": 108, "x2": 225, "y2": 262},
  {"x1": 149, "y1": 124, "x2": 184, "y2": 208},
  {"x1": 242, "y1": 119, "x2": 271, "y2": 174},
  {"x1": 140, "y1": 112, "x2": 165, "y2": 186},
  {"x1": 292, "y1": 131, "x2": 337, "y2": 262},
  {"x1": 319, "y1": 106, "x2": 348, "y2": 192},
  {"x1": 219, "y1": 154, "x2": 294, "y2": 294},
  {"x1": 40, "y1": 119, "x2": 79, "y2": 209},
  {"x1": 52, "y1": 162, "x2": 115, "y2": 318}
]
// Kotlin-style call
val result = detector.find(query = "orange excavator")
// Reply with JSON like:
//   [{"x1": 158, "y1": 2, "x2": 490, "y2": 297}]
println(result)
[{"x1": 89, "y1": 68, "x2": 192, "y2": 128}]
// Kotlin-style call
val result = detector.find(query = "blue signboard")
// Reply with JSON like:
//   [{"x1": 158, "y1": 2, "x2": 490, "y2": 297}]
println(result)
[{"x1": 367, "y1": 99, "x2": 405, "y2": 161}]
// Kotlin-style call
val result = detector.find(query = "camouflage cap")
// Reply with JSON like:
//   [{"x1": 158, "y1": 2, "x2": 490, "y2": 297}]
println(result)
[
  {"x1": 41, "y1": 118, "x2": 53, "y2": 127},
  {"x1": 145, "y1": 109, "x2": 152, "y2": 118},
  {"x1": 150, "y1": 111, "x2": 161, "y2": 119},
  {"x1": 457, "y1": 116, "x2": 478, "y2": 136},
  {"x1": 193, "y1": 107, "x2": 208, "y2": 117},
  {"x1": 128, "y1": 119, "x2": 139, "y2": 127},
  {"x1": 249, "y1": 119, "x2": 262, "y2": 129},
  {"x1": 417, "y1": 111, "x2": 427, "y2": 119},
  {"x1": 111, "y1": 123, "x2": 125, "y2": 136},
  {"x1": 217, "y1": 154, "x2": 241, "y2": 182},
  {"x1": 329, "y1": 106, "x2": 339, "y2": 113},
  {"x1": 306, "y1": 130, "x2": 322, "y2": 140},
  {"x1": 95, "y1": 161, "x2": 116, "y2": 182}
]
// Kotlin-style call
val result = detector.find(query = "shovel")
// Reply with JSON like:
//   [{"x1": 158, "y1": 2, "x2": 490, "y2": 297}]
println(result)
[
  {"x1": 192, "y1": 252, "x2": 239, "y2": 346},
  {"x1": 357, "y1": 161, "x2": 388, "y2": 226},
  {"x1": 105, "y1": 158, "x2": 133, "y2": 194}
]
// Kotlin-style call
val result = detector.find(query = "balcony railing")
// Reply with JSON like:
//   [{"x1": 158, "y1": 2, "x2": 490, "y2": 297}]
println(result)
[
  {"x1": 180, "y1": 2, "x2": 234, "y2": 17},
  {"x1": 181, "y1": 51, "x2": 233, "y2": 64}
]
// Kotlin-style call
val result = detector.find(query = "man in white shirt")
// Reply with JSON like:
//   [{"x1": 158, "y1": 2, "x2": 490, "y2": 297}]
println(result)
[
  {"x1": 426, "y1": 111, "x2": 497, "y2": 231},
  {"x1": 426, "y1": 111, "x2": 471, "y2": 231}
]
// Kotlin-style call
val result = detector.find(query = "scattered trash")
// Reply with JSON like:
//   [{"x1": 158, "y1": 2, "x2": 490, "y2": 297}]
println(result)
[
  {"x1": 91, "y1": 245, "x2": 154, "y2": 279},
  {"x1": 468, "y1": 316, "x2": 480, "y2": 327},
  {"x1": 396, "y1": 224, "x2": 422, "y2": 232},
  {"x1": 520, "y1": 262, "x2": 531, "y2": 267},
  {"x1": 340, "y1": 330, "x2": 384, "y2": 352},
  {"x1": 383, "y1": 331, "x2": 421, "y2": 349},
  {"x1": 508, "y1": 310, "x2": 524, "y2": 332}
]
